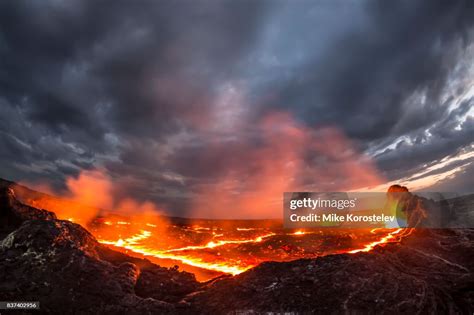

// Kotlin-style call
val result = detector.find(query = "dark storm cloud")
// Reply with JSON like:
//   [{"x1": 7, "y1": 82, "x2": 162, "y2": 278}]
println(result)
[
  {"x1": 255, "y1": 0, "x2": 474, "y2": 185},
  {"x1": 0, "y1": 0, "x2": 271, "y2": 212},
  {"x1": 267, "y1": 0, "x2": 472, "y2": 137},
  {"x1": 374, "y1": 97, "x2": 474, "y2": 181},
  {"x1": 0, "y1": 0, "x2": 267, "y2": 137},
  {"x1": 0, "y1": 0, "x2": 473, "y2": 216}
]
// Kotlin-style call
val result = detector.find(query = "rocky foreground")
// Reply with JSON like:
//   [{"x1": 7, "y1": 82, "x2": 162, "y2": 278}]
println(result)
[{"x1": 0, "y1": 186, "x2": 473, "y2": 314}]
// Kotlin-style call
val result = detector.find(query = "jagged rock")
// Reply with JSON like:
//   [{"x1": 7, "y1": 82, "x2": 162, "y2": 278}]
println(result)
[
  {"x1": 0, "y1": 187, "x2": 56, "y2": 238},
  {"x1": 187, "y1": 228, "x2": 474, "y2": 314},
  {"x1": 386, "y1": 184, "x2": 459, "y2": 228},
  {"x1": 0, "y1": 185, "x2": 199, "y2": 314}
]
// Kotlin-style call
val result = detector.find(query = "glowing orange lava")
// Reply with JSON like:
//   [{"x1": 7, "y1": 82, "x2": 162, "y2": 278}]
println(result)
[
  {"x1": 98, "y1": 230, "x2": 255, "y2": 275},
  {"x1": 11, "y1": 176, "x2": 415, "y2": 279},
  {"x1": 164, "y1": 233, "x2": 275, "y2": 252},
  {"x1": 96, "y1": 220, "x2": 411, "y2": 277},
  {"x1": 348, "y1": 228, "x2": 411, "y2": 253}
]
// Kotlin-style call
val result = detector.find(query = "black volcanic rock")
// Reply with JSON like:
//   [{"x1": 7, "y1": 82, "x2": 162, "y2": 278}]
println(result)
[
  {"x1": 0, "y1": 187, "x2": 56, "y2": 238},
  {"x1": 386, "y1": 184, "x2": 473, "y2": 228},
  {"x1": 0, "y1": 185, "x2": 199, "y2": 314},
  {"x1": 188, "y1": 228, "x2": 474, "y2": 314}
]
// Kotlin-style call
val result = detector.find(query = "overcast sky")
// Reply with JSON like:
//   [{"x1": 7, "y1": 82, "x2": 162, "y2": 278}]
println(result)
[{"x1": 0, "y1": 0, "x2": 473, "y2": 217}]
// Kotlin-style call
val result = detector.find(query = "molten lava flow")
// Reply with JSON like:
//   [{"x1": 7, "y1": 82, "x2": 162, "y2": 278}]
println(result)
[
  {"x1": 348, "y1": 228, "x2": 413, "y2": 254},
  {"x1": 16, "y1": 178, "x2": 416, "y2": 278},
  {"x1": 120, "y1": 246, "x2": 249, "y2": 275},
  {"x1": 164, "y1": 233, "x2": 275, "y2": 252},
  {"x1": 98, "y1": 229, "x2": 257, "y2": 275},
  {"x1": 99, "y1": 230, "x2": 152, "y2": 247},
  {"x1": 96, "y1": 219, "x2": 414, "y2": 278},
  {"x1": 12, "y1": 169, "x2": 417, "y2": 280}
]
